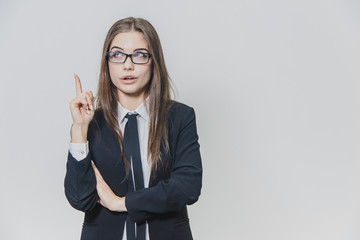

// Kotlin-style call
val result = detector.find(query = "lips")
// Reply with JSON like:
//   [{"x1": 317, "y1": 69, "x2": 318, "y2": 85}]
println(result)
[
  {"x1": 122, "y1": 75, "x2": 136, "y2": 80},
  {"x1": 121, "y1": 75, "x2": 136, "y2": 84}
]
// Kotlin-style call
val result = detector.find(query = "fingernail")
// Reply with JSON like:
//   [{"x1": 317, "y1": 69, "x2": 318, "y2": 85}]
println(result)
[
  {"x1": 87, "y1": 109, "x2": 91, "y2": 115},
  {"x1": 90, "y1": 105, "x2": 93, "y2": 111}
]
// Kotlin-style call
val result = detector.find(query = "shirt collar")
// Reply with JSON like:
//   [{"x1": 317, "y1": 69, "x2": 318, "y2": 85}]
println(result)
[{"x1": 118, "y1": 96, "x2": 150, "y2": 123}]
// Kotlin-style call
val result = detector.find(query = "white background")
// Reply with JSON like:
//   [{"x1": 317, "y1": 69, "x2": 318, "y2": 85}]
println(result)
[{"x1": 1, "y1": 0, "x2": 360, "y2": 239}]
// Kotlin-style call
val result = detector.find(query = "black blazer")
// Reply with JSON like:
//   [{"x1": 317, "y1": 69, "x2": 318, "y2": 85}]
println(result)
[{"x1": 64, "y1": 101, "x2": 202, "y2": 240}]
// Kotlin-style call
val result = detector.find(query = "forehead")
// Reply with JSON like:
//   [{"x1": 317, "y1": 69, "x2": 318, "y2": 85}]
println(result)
[{"x1": 110, "y1": 31, "x2": 148, "y2": 51}]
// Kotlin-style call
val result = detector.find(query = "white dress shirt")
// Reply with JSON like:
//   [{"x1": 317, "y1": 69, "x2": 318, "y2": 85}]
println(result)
[{"x1": 69, "y1": 97, "x2": 151, "y2": 240}]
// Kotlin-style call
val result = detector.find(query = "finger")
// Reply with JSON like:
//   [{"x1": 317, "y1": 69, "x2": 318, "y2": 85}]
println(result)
[
  {"x1": 91, "y1": 160, "x2": 97, "y2": 170},
  {"x1": 85, "y1": 91, "x2": 94, "y2": 103},
  {"x1": 74, "y1": 73, "x2": 83, "y2": 96},
  {"x1": 77, "y1": 96, "x2": 88, "y2": 106},
  {"x1": 92, "y1": 162, "x2": 104, "y2": 181},
  {"x1": 82, "y1": 100, "x2": 91, "y2": 114},
  {"x1": 70, "y1": 97, "x2": 88, "y2": 113},
  {"x1": 95, "y1": 174, "x2": 107, "y2": 189},
  {"x1": 98, "y1": 199, "x2": 104, "y2": 207},
  {"x1": 78, "y1": 99, "x2": 89, "y2": 113},
  {"x1": 89, "y1": 91, "x2": 95, "y2": 101},
  {"x1": 92, "y1": 166, "x2": 101, "y2": 180},
  {"x1": 80, "y1": 95, "x2": 92, "y2": 114},
  {"x1": 83, "y1": 93, "x2": 94, "y2": 111},
  {"x1": 74, "y1": 95, "x2": 91, "y2": 114},
  {"x1": 91, "y1": 161, "x2": 99, "y2": 176}
]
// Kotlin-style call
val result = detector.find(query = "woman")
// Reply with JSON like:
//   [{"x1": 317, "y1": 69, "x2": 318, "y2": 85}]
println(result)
[{"x1": 64, "y1": 17, "x2": 202, "y2": 240}]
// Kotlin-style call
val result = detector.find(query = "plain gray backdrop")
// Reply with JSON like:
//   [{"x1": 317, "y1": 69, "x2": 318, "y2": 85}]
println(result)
[{"x1": 1, "y1": 0, "x2": 360, "y2": 239}]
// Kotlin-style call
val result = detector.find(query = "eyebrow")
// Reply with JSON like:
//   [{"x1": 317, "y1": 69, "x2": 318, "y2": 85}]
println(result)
[{"x1": 110, "y1": 46, "x2": 149, "y2": 52}]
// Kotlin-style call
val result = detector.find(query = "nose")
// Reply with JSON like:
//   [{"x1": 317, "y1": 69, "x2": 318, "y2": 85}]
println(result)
[{"x1": 122, "y1": 56, "x2": 134, "y2": 71}]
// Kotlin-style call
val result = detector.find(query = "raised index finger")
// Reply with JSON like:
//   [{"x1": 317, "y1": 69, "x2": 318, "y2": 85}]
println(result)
[{"x1": 74, "y1": 73, "x2": 82, "y2": 96}]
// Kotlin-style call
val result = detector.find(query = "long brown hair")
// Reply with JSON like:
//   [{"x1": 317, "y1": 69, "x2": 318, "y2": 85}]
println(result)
[{"x1": 96, "y1": 17, "x2": 173, "y2": 175}]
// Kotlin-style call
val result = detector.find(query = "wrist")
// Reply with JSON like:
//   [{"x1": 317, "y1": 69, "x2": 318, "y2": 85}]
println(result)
[
  {"x1": 112, "y1": 196, "x2": 127, "y2": 212},
  {"x1": 70, "y1": 123, "x2": 89, "y2": 143}
]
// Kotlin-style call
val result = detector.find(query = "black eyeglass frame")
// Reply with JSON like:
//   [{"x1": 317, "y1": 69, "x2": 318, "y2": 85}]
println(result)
[{"x1": 106, "y1": 51, "x2": 152, "y2": 64}]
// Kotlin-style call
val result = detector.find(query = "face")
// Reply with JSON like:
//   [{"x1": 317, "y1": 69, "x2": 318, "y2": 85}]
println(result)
[{"x1": 108, "y1": 31, "x2": 152, "y2": 101}]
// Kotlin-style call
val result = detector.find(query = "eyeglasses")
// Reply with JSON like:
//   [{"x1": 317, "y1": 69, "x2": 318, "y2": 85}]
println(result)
[{"x1": 106, "y1": 51, "x2": 152, "y2": 64}]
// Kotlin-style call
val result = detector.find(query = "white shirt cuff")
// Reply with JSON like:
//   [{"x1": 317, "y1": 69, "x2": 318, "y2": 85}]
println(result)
[{"x1": 69, "y1": 141, "x2": 89, "y2": 161}]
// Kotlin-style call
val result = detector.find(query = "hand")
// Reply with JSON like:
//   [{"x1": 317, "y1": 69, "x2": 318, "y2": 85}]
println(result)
[
  {"x1": 69, "y1": 74, "x2": 95, "y2": 127},
  {"x1": 92, "y1": 161, "x2": 127, "y2": 212}
]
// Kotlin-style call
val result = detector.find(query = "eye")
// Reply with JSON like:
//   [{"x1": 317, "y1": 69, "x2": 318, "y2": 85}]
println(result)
[
  {"x1": 133, "y1": 52, "x2": 147, "y2": 58},
  {"x1": 113, "y1": 51, "x2": 124, "y2": 58}
]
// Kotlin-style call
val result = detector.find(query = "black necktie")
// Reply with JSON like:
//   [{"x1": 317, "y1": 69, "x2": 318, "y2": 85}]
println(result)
[{"x1": 123, "y1": 113, "x2": 146, "y2": 240}]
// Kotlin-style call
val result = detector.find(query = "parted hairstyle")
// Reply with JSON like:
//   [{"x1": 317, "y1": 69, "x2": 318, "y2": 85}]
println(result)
[{"x1": 95, "y1": 17, "x2": 174, "y2": 175}]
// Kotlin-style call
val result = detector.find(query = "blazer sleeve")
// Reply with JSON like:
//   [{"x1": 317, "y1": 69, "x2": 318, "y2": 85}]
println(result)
[
  {"x1": 125, "y1": 106, "x2": 202, "y2": 223},
  {"x1": 64, "y1": 122, "x2": 99, "y2": 212}
]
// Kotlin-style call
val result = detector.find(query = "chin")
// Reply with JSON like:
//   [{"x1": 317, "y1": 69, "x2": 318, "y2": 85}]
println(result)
[{"x1": 119, "y1": 86, "x2": 147, "y2": 97}]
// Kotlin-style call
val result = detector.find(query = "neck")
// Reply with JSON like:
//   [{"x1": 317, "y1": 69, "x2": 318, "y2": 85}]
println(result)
[{"x1": 118, "y1": 91, "x2": 147, "y2": 111}]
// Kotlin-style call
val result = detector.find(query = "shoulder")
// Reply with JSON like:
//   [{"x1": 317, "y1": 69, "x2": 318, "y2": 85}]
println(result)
[
  {"x1": 167, "y1": 100, "x2": 195, "y2": 116},
  {"x1": 166, "y1": 100, "x2": 197, "y2": 128}
]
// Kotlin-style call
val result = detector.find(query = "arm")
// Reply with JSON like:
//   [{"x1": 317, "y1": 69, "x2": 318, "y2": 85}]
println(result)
[
  {"x1": 64, "y1": 74, "x2": 98, "y2": 212},
  {"x1": 125, "y1": 107, "x2": 202, "y2": 223},
  {"x1": 65, "y1": 121, "x2": 126, "y2": 213},
  {"x1": 64, "y1": 149, "x2": 99, "y2": 212},
  {"x1": 64, "y1": 122, "x2": 99, "y2": 212}
]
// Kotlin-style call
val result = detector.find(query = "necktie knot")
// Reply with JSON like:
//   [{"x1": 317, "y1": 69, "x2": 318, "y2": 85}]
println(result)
[{"x1": 125, "y1": 113, "x2": 139, "y2": 121}]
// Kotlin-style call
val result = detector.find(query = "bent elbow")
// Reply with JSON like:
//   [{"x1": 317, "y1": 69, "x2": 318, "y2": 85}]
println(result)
[
  {"x1": 188, "y1": 172, "x2": 202, "y2": 205},
  {"x1": 187, "y1": 187, "x2": 201, "y2": 205},
  {"x1": 64, "y1": 188, "x2": 98, "y2": 213}
]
